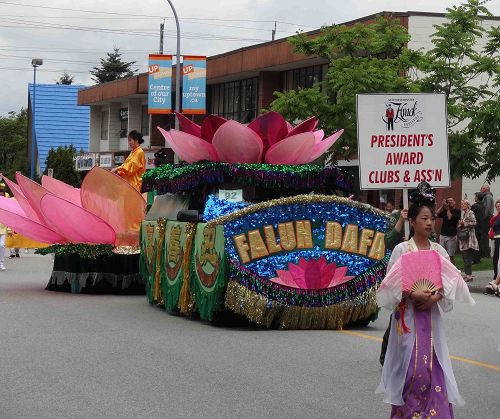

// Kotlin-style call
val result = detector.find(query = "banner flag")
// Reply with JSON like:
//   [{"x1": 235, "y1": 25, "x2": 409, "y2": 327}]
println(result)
[
  {"x1": 148, "y1": 54, "x2": 172, "y2": 114},
  {"x1": 181, "y1": 55, "x2": 206, "y2": 114}
]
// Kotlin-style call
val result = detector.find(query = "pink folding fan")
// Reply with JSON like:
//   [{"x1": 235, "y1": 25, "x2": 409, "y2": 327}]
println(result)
[{"x1": 401, "y1": 249, "x2": 443, "y2": 293}]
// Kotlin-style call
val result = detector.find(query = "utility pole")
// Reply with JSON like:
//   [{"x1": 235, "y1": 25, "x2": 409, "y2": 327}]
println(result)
[
  {"x1": 272, "y1": 21, "x2": 276, "y2": 41},
  {"x1": 159, "y1": 21, "x2": 164, "y2": 54},
  {"x1": 165, "y1": 0, "x2": 181, "y2": 131}
]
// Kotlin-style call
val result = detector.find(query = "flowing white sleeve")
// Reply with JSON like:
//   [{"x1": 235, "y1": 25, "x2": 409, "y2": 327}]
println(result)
[
  {"x1": 440, "y1": 255, "x2": 475, "y2": 306},
  {"x1": 377, "y1": 259, "x2": 403, "y2": 310}
]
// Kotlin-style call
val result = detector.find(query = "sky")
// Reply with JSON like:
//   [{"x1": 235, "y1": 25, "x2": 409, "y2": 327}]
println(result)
[{"x1": 0, "y1": 0, "x2": 499, "y2": 116}]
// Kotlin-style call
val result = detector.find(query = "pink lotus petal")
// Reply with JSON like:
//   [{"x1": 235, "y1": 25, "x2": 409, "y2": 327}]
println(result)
[
  {"x1": 81, "y1": 167, "x2": 146, "y2": 246},
  {"x1": 304, "y1": 262, "x2": 322, "y2": 289},
  {"x1": 212, "y1": 120, "x2": 263, "y2": 163},
  {"x1": 247, "y1": 111, "x2": 289, "y2": 150},
  {"x1": 0, "y1": 195, "x2": 65, "y2": 243},
  {"x1": 270, "y1": 270, "x2": 299, "y2": 288},
  {"x1": 175, "y1": 112, "x2": 202, "y2": 138},
  {"x1": 287, "y1": 116, "x2": 318, "y2": 137},
  {"x1": 313, "y1": 129, "x2": 325, "y2": 144},
  {"x1": 317, "y1": 255, "x2": 328, "y2": 269},
  {"x1": 1, "y1": 174, "x2": 42, "y2": 223},
  {"x1": 264, "y1": 132, "x2": 316, "y2": 164},
  {"x1": 16, "y1": 172, "x2": 52, "y2": 224},
  {"x1": 42, "y1": 175, "x2": 82, "y2": 207},
  {"x1": 201, "y1": 115, "x2": 227, "y2": 143},
  {"x1": 158, "y1": 127, "x2": 219, "y2": 163},
  {"x1": 298, "y1": 258, "x2": 308, "y2": 269},
  {"x1": 285, "y1": 121, "x2": 293, "y2": 132},
  {"x1": 308, "y1": 129, "x2": 344, "y2": 162},
  {"x1": 288, "y1": 263, "x2": 307, "y2": 288},
  {"x1": 41, "y1": 194, "x2": 116, "y2": 244},
  {"x1": 327, "y1": 274, "x2": 355, "y2": 288}
]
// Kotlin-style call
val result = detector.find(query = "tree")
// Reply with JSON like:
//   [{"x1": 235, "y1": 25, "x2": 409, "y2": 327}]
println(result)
[
  {"x1": 90, "y1": 47, "x2": 137, "y2": 84},
  {"x1": 418, "y1": 0, "x2": 500, "y2": 179},
  {"x1": 0, "y1": 109, "x2": 29, "y2": 179},
  {"x1": 270, "y1": 16, "x2": 424, "y2": 160},
  {"x1": 56, "y1": 71, "x2": 75, "y2": 85},
  {"x1": 43, "y1": 145, "x2": 81, "y2": 187}
]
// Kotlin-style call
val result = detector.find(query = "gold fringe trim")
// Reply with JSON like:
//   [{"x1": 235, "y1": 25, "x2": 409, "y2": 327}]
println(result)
[
  {"x1": 152, "y1": 219, "x2": 166, "y2": 305},
  {"x1": 224, "y1": 281, "x2": 378, "y2": 330},
  {"x1": 178, "y1": 222, "x2": 196, "y2": 314},
  {"x1": 207, "y1": 194, "x2": 387, "y2": 227}
]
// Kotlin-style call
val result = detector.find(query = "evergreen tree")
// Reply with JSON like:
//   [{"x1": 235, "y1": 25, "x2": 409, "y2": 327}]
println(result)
[
  {"x1": 56, "y1": 71, "x2": 75, "y2": 85},
  {"x1": 0, "y1": 109, "x2": 29, "y2": 179},
  {"x1": 90, "y1": 47, "x2": 137, "y2": 84},
  {"x1": 270, "y1": 16, "x2": 424, "y2": 161},
  {"x1": 43, "y1": 145, "x2": 81, "y2": 187}
]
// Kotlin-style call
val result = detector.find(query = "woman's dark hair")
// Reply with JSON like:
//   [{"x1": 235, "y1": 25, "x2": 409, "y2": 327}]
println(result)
[
  {"x1": 408, "y1": 181, "x2": 436, "y2": 221},
  {"x1": 128, "y1": 130, "x2": 144, "y2": 144}
]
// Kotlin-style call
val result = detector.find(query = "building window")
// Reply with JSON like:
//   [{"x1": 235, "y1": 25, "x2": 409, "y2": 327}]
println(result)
[
  {"x1": 141, "y1": 105, "x2": 150, "y2": 136},
  {"x1": 101, "y1": 110, "x2": 109, "y2": 140},
  {"x1": 209, "y1": 77, "x2": 258, "y2": 123},
  {"x1": 281, "y1": 65, "x2": 325, "y2": 92}
]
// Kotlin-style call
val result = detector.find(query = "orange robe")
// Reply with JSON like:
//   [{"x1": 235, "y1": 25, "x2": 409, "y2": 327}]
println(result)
[{"x1": 116, "y1": 146, "x2": 146, "y2": 191}]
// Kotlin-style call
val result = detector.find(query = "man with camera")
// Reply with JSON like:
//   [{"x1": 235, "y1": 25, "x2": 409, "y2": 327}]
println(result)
[{"x1": 436, "y1": 197, "x2": 461, "y2": 265}]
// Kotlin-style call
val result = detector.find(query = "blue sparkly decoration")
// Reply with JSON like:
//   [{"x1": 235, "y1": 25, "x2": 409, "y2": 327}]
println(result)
[
  {"x1": 203, "y1": 194, "x2": 250, "y2": 221},
  {"x1": 221, "y1": 198, "x2": 388, "y2": 279}
]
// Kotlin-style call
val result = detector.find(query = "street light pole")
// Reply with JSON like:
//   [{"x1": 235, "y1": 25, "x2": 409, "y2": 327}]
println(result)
[
  {"x1": 165, "y1": 0, "x2": 181, "y2": 130},
  {"x1": 31, "y1": 58, "x2": 43, "y2": 179}
]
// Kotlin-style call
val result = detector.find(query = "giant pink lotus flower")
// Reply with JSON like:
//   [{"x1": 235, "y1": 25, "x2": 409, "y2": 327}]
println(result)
[
  {"x1": 0, "y1": 168, "x2": 146, "y2": 246},
  {"x1": 158, "y1": 112, "x2": 344, "y2": 165},
  {"x1": 270, "y1": 256, "x2": 355, "y2": 290}
]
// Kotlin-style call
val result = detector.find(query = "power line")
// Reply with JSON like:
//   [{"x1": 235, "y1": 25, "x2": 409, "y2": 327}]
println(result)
[
  {"x1": 0, "y1": 1, "x2": 317, "y2": 28},
  {"x1": 0, "y1": 14, "x2": 299, "y2": 34}
]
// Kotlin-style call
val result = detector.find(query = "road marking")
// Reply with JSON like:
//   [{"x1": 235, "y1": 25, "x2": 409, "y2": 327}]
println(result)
[{"x1": 339, "y1": 330, "x2": 500, "y2": 372}]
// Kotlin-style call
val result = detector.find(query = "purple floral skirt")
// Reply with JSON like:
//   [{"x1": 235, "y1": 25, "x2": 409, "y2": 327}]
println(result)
[{"x1": 391, "y1": 308, "x2": 454, "y2": 419}]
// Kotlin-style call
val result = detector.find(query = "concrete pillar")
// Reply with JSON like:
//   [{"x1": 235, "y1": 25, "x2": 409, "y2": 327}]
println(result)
[
  {"x1": 89, "y1": 106, "x2": 102, "y2": 152},
  {"x1": 108, "y1": 102, "x2": 121, "y2": 151}
]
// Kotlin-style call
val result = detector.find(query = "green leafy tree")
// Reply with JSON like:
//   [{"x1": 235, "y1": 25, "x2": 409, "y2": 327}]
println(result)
[
  {"x1": 0, "y1": 109, "x2": 29, "y2": 179},
  {"x1": 418, "y1": 0, "x2": 500, "y2": 179},
  {"x1": 43, "y1": 145, "x2": 81, "y2": 187},
  {"x1": 270, "y1": 16, "x2": 424, "y2": 160},
  {"x1": 90, "y1": 47, "x2": 137, "y2": 84},
  {"x1": 56, "y1": 71, "x2": 75, "y2": 85}
]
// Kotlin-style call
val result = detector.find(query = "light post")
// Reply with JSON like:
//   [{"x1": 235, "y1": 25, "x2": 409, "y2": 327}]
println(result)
[
  {"x1": 165, "y1": 0, "x2": 181, "y2": 130},
  {"x1": 31, "y1": 58, "x2": 43, "y2": 179}
]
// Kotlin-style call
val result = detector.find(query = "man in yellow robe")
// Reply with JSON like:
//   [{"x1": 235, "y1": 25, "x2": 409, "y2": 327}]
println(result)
[{"x1": 111, "y1": 130, "x2": 146, "y2": 191}]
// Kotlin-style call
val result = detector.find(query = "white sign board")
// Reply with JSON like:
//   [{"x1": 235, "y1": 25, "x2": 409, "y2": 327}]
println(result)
[
  {"x1": 99, "y1": 153, "x2": 113, "y2": 168},
  {"x1": 145, "y1": 151, "x2": 156, "y2": 170},
  {"x1": 357, "y1": 93, "x2": 449, "y2": 189},
  {"x1": 75, "y1": 154, "x2": 96, "y2": 172},
  {"x1": 219, "y1": 189, "x2": 243, "y2": 202}
]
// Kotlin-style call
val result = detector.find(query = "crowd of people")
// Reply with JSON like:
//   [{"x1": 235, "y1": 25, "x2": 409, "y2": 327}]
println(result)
[{"x1": 382, "y1": 183, "x2": 500, "y2": 293}]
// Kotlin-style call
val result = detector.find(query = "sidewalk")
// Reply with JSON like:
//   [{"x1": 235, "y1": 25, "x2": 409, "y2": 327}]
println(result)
[{"x1": 467, "y1": 267, "x2": 495, "y2": 294}]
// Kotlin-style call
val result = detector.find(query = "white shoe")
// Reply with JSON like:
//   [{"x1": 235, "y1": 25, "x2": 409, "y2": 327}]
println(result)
[{"x1": 0, "y1": 264, "x2": 6, "y2": 271}]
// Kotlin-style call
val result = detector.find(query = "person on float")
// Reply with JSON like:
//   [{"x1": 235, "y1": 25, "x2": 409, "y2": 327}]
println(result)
[
  {"x1": 111, "y1": 130, "x2": 146, "y2": 191},
  {"x1": 376, "y1": 187, "x2": 474, "y2": 418}
]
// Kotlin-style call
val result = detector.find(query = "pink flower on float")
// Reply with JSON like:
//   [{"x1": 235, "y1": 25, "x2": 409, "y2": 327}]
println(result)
[
  {"x1": 158, "y1": 112, "x2": 344, "y2": 165},
  {"x1": 269, "y1": 256, "x2": 355, "y2": 290}
]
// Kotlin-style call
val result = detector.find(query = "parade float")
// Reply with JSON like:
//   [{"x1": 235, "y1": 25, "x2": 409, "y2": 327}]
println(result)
[
  {"x1": 140, "y1": 112, "x2": 391, "y2": 329},
  {"x1": 0, "y1": 168, "x2": 146, "y2": 293}
]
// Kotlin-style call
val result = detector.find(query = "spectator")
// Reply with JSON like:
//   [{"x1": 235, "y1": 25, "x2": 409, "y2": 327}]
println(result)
[
  {"x1": 471, "y1": 192, "x2": 485, "y2": 264},
  {"x1": 436, "y1": 197, "x2": 461, "y2": 265},
  {"x1": 385, "y1": 199, "x2": 397, "y2": 215},
  {"x1": 457, "y1": 200, "x2": 478, "y2": 282},
  {"x1": 489, "y1": 199, "x2": 500, "y2": 281},
  {"x1": 481, "y1": 183, "x2": 494, "y2": 257}
]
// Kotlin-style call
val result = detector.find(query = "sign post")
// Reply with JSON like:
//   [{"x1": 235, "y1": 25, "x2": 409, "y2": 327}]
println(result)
[{"x1": 357, "y1": 93, "x2": 449, "y2": 238}]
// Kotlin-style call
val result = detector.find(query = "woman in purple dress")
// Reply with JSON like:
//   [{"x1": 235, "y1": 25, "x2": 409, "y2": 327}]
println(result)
[{"x1": 376, "y1": 189, "x2": 475, "y2": 419}]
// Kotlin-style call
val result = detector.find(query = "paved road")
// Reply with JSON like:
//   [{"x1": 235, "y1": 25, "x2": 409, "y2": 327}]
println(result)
[{"x1": 0, "y1": 255, "x2": 499, "y2": 419}]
